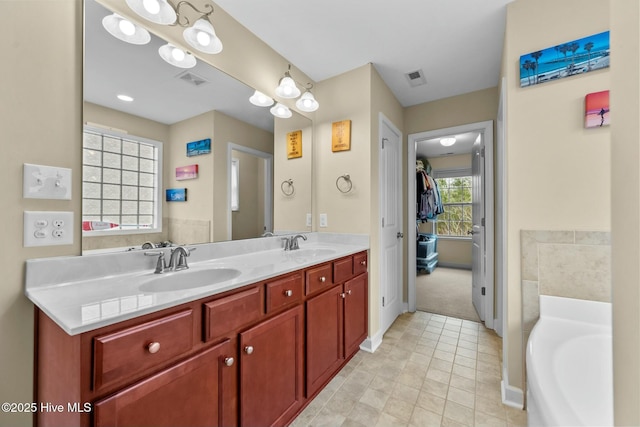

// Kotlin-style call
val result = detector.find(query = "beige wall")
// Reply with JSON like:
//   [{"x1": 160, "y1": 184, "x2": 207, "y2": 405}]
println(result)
[
  {"x1": 167, "y1": 111, "x2": 215, "y2": 242},
  {"x1": 611, "y1": 1, "x2": 640, "y2": 424},
  {"x1": 1, "y1": 1, "x2": 83, "y2": 426},
  {"x1": 503, "y1": 0, "x2": 610, "y2": 395},
  {"x1": 273, "y1": 114, "x2": 313, "y2": 233}
]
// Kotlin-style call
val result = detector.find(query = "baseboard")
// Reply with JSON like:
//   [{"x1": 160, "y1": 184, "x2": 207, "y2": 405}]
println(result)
[
  {"x1": 501, "y1": 368, "x2": 525, "y2": 409},
  {"x1": 360, "y1": 329, "x2": 383, "y2": 353},
  {"x1": 437, "y1": 262, "x2": 472, "y2": 270}
]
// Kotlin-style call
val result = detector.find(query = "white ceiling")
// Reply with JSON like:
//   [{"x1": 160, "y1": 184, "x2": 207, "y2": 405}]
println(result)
[{"x1": 213, "y1": 0, "x2": 513, "y2": 107}]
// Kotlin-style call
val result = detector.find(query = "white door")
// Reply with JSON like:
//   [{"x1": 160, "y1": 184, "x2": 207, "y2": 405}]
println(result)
[
  {"x1": 380, "y1": 116, "x2": 403, "y2": 334},
  {"x1": 471, "y1": 135, "x2": 485, "y2": 320}
]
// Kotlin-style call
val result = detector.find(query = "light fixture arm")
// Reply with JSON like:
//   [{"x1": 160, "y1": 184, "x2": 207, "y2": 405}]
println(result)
[{"x1": 173, "y1": 1, "x2": 214, "y2": 27}]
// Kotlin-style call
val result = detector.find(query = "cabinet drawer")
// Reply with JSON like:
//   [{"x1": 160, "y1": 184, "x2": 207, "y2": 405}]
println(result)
[
  {"x1": 305, "y1": 263, "x2": 333, "y2": 295},
  {"x1": 353, "y1": 252, "x2": 368, "y2": 276},
  {"x1": 333, "y1": 256, "x2": 353, "y2": 284},
  {"x1": 204, "y1": 285, "x2": 265, "y2": 342},
  {"x1": 93, "y1": 309, "x2": 194, "y2": 392},
  {"x1": 266, "y1": 273, "x2": 303, "y2": 313}
]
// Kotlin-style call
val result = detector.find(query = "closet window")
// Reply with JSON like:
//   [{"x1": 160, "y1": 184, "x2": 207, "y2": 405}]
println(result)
[
  {"x1": 434, "y1": 175, "x2": 472, "y2": 238},
  {"x1": 82, "y1": 127, "x2": 163, "y2": 235}
]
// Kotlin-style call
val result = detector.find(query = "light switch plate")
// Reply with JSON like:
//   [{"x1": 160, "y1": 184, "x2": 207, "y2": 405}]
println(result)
[
  {"x1": 23, "y1": 163, "x2": 72, "y2": 200},
  {"x1": 319, "y1": 213, "x2": 328, "y2": 228},
  {"x1": 306, "y1": 213, "x2": 312, "y2": 227},
  {"x1": 24, "y1": 211, "x2": 74, "y2": 247}
]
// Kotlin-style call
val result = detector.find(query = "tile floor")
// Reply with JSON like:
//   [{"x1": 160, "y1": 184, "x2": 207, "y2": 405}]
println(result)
[{"x1": 291, "y1": 311, "x2": 527, "y2": 427}]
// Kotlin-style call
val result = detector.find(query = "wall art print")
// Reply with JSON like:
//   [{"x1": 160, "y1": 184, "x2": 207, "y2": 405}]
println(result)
[
  {"x1": 176, "y1": 164, "x2": 198, "y2": 180},
  {"x1": 585, "y1": 90, "x2": 610, "y2": 128},
  {"x1": 186, "y1": 138, "x2": 211, "y2": 157},
  {"x1": 166, "y1": 188, "x2": 187, "y2": 202},
  {"x1": 520, "y1": 31, "x2": 609, "y2": 88}
]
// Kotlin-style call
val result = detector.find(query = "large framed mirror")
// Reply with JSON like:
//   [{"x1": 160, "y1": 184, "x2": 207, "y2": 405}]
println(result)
[{"x1": 82, "y1": 0, "x2": 312, "y2": 253}]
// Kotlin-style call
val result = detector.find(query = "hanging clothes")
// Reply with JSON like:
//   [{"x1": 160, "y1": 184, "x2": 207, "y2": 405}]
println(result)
[{"x1": 416, "y1": 168, "x2": 443, "y2": 221}]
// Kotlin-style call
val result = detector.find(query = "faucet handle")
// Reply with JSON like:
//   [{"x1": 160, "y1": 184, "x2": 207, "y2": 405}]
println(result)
[
  {"x1": 281, "y1": 237, "x2": 291, "y2": 251},
  {"x1": 144, "y1": 251, "x2": 166, "y2": 274}
]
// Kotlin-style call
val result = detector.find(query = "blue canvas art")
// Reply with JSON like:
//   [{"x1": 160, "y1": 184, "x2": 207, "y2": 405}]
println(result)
[
  {"x1": 186, "y1": 138, "x2": 211, "y2": 157},
  {"x1": 166, "y1": 188, "x2": 187, "y2": 202},
  {"x1": 520, "y1": 31, "x2": 609, "y2": 87}
]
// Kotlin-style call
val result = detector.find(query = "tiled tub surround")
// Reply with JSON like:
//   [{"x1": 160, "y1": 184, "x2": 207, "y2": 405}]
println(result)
[
  {"x1": 25, "y1": 232, "x2": 368, "y2": 335},
  {"x1": 520, "y1": 230, "x2": 611, "y2": 341}
]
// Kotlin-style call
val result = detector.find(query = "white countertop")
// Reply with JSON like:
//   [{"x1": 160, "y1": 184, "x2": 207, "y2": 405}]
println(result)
[{"x1": 25, "y1": 233, "x2": 369, "y2": 336}]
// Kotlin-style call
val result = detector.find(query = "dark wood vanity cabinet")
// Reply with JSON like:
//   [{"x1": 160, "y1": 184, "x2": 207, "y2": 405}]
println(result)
[
  {"x1": 306, "y1": 255, "x2": 369, "y2": 397},
  {"x1": 34, "y1": 251, "x2": 368, "y2": 427}
]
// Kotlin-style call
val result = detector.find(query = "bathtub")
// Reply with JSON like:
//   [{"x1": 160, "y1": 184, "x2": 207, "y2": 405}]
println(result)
[{"x1": 526, "y1": 295, "x2": 612, "y2": 427}]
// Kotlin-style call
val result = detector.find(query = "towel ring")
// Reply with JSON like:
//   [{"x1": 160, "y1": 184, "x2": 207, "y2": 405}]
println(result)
[
  {"x1": 281, "y1": 179, "x2": 294, "y2": 196},
  {"x1": 336, "y1": 174, "x2": 353, "y2": 193}
]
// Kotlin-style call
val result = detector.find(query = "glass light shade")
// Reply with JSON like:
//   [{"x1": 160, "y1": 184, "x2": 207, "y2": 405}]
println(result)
[
  {"x1": 440, "y1": 137, "x2": 456, "y2": 147},
  {"x1": 125, "y1": 0, "x2": 177, "y2": 25},
  {"x1": 270, "y1": 103, "x2": 292, "y2": 118},
  {"x1": 295, "y1": 91, "x2": 319, "y2": 112},
  {"x1": 102, "y1": 13, "x2": 151, "y2": 45},
  {"x1": 249, "y1": 90, "x2": 275, "y2": 107},
  {"x1": 183, "y1": 19, "x2": 223, "y2": 54},
  {"x1": 275, "y1": 76, "x2": 301, "y2": 99},
  {"x1": 158, "y1": 44, "x2": 196, "y2": 68}
]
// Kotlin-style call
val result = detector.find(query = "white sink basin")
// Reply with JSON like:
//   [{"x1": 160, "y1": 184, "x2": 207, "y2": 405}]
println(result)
[
  {"x1": 139, "y1": 268, "x2": 241, "y2": 293},
  {"x1": 288, "y1": 248, "x2": 336, "y2": 258}
]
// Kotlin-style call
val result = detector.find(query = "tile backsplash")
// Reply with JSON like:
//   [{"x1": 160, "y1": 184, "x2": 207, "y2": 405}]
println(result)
[{"x1": 520, "y1": 230, "x2": 611, "y2": 345}]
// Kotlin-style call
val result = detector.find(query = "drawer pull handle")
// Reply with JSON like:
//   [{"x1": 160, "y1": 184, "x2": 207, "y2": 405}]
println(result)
[
  {"x1": 284, "y1": 289, "x2": 293, "y2": 297},
  {"x1": 147, "y1": 342, "x2": 161, "y2": 354},
  {"x1": 244, "y1": 345, "x2": 254, "y2": 355},
  {"x1": 224, "y1": 357, "x2": 235, "y2": 367},
  {"x1": 360, "y1": 260, "x2": 366, "y2": 266},
  {"x1": 319, "y1": 276, "x2": 326, "y2": 283}
]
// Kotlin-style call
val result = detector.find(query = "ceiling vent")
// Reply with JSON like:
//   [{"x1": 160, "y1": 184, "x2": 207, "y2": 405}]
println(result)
[
  {"x1": 176, "y1": 71, "x2": 209, "y2": 87},
  {"x1": 405, "y1": 69, "x2": 427, "y2": 87}
]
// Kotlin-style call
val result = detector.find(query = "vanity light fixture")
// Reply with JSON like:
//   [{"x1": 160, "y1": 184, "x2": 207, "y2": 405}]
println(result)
[
  {"x1": 275, "y1": 67, "x2": 301, "y2": 99},
  {"x1": 249, "y1": 90, "x2": 275, "y2": 107},
  {"x1": 125, "y1": 0, "x2": 223, "y2": 54},
  {"x1": 295, "y1": 87, "x2": 319, "y2": 112},
  {"x1": 440, "y1": 137, "x2": 456, "y2": 147},
  {"x1": 270, "y1": 103, "x2": 293, "y2": 119},
  {"x1": 158, "y1": 43, "x2": 196, "y2": 68},
  {"x1": 102, "y1": 13, "x2": 151, "y2": 45}
]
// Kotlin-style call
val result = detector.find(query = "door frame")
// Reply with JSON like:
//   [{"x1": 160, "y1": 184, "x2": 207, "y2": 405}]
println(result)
[
  {"x1": 226, "y1": 142, "x2": 273, "y2": 240},
  {"x1": 378, "y1": 113, "x2": 404, "y2": 337},
  {"x1": 407, "y1": 120, "x2": 496, "y2": 331}
]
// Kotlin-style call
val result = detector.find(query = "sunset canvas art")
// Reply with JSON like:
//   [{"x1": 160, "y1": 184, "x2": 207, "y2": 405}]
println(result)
[{"x1": 585, "y1": 90, "x2": 610, "y2": 128}]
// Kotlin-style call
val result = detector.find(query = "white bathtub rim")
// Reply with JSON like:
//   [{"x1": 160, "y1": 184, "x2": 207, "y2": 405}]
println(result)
[{"x1": 527, "y1": 296, "x2": 613, "y2": 427}]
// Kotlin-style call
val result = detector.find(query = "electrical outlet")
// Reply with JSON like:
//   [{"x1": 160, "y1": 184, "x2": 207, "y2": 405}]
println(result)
[
  {"x1": 24, "y1": 211, "x2": 74, "y2": 247},
  {"x1": 23, "y1": 163, "x2": 72, "y2": 200},
  {"x1": 319, "y1": 213, "x2": 328, "y2": 228}
]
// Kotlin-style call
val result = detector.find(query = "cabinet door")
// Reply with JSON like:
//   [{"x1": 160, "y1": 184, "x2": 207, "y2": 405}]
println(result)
[
  {"x1": 344, "y1": 273, "x2": 368, "y2": 357},
  {"x1": 239, "y1": 305, "x2": 304, "y2": 427},
  {"x1": 306, "y1": 284, "x2": 344, "y2": 397},
  {"x1": 94, "y1": 339, "x2": 236, "y2": 427}
]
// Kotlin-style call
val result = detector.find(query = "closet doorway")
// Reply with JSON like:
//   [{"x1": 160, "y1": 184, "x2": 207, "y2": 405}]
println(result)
[{"x1": 408, "y1": 121, "x2": 496, "y2": 331}]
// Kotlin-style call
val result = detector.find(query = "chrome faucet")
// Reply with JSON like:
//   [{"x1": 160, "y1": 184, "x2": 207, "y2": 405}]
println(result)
[
  {"x1": 168, "y1": 246, "x2": 191, "y2": 271},
  {"x1": 145, "y1": 246, "x2": 194, "y2": 274},
  {"x1": 289, "y1": 234, "x2": 307, "y2": 250}
]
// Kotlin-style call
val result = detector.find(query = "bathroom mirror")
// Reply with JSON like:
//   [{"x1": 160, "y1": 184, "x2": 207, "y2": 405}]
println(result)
[{"x1": 82, "y1": 0, "x2": 312, "y2": 253}]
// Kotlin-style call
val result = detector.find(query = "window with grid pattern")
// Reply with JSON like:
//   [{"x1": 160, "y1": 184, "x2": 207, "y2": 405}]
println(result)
[
  {"x1": 82, "y1": 128, "x2": 162, "y2": 234},
  {"x1": 434, "y1": 176, "x2": 472, "y2": 237}
]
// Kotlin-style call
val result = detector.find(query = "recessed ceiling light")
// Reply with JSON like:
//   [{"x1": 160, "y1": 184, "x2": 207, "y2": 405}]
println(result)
[
  {"x1": 440, "y1": 137, "x2": 456, "y2": 147},
  {"x1": 117, "y1": 94, "x2": 134, "y2": 102}
]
